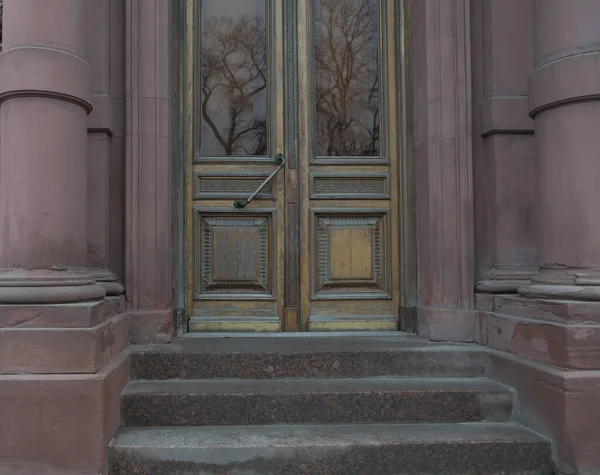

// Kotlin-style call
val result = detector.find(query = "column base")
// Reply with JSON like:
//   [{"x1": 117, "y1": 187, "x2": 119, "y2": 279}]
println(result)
[
  {"x1": 88, "y1": 268, "x2": 125, "y2": 296},
  {"x1": 519, "y1": 266, "x2": 600, "y2": 301},
  {"x1": 518, "y1": 284, "x2": 600, "y2": 301},
  {"x1": 476, "y1": 266, "x2": 538, "y2": 293},
  {"x1": 0, "y1": 269, "x2": 106, "y2": 304}
]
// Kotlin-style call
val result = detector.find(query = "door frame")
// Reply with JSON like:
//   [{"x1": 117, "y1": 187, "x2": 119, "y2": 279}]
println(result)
[
  {"x1": 170, "y1": 0, "x2": 416, "y2": 333},
  {"x1": 125, "y1": 0, "x2": 474, "y2": 342}
]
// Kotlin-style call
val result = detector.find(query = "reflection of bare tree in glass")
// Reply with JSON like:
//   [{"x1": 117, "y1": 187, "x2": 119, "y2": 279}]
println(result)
[
  {"x1": 315, "y1": 0, "x2": 380, "y2": 156},
  {"x1": 200, "y1": 15, "x2": 268, "y2": 156}
]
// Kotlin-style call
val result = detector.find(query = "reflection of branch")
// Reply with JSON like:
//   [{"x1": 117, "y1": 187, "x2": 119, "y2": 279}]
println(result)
[
  {"x1": 200, "y1": 15, "x2": 268, "y2": 156},
  {"x1": 315, "y1": 0, "x2": 380, "y2": 156},
  {"x1": 201, "y1": 82, "x2": 228, "y2": 151}
]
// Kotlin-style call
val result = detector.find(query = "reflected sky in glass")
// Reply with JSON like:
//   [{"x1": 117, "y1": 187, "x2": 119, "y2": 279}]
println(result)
[
  {"x1": 314, "y1": 0, "x2": 380, "y2": 157},
  {"x1": 199, "y1": 0, "x2": 268, "y2": 157}
]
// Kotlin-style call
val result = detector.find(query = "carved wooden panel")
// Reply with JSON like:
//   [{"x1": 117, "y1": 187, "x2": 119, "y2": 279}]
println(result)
[
  {"x1": 195, "y1": 212, "x2": 273, "y2": 299},
  {"x1": 310, "y1": 174, "x2": 389, "y2": 199},
  {"x1": 312, "y1": 211, "x2": 390, "y2": 299},
  {"x1": 286, "y1": 202, "x2": 299, "y2": 306},
  {"x1": 194, "y1": 173, "x2": 274, "y2": 200}
]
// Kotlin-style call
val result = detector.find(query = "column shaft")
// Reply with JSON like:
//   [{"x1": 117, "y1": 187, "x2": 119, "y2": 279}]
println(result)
[
  {"x1": 520, "y1": 0, "x2": 600, "y2": 300},
  {"x1": 0, "y1": 0, "x2": 104, "y2": 303}
]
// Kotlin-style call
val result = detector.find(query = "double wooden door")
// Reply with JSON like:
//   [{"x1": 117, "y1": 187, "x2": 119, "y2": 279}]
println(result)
[{"x1": 187, "y1": 0, "x2": 401, "y2": 331}]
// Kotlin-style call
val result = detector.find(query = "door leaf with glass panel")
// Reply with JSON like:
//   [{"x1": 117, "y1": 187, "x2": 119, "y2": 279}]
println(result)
[
  {"x1": 188, "y1": 0, "x2": 286, "y2": 332},
  {"x1": 187, "y1": 0, "x2": 401, "y2": 332}
]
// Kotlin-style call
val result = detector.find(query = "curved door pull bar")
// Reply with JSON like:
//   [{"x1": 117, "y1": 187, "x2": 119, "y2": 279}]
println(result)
[{"x1": 234, "y1": 153, "x2": 285, "y2": 209}]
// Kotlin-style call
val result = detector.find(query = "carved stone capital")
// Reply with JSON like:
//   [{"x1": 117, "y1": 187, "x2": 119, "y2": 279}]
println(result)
[{"x1": 0, "y1": 269, "x2": 106, "y2": 304}]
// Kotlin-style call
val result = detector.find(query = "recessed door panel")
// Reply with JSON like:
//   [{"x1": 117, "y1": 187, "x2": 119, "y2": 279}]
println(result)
[
  {"x1": 312, "y1": 210, "x2": 391, "y2": 300},
  {"x1": 195, "y1": 212, "x2": 274, "y2": 298}
]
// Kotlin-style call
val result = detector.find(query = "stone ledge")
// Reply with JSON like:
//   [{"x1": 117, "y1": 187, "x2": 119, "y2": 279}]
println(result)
[
  {"x1": 0, "y1": 312, "x2": 129, "y2": 374},
  {"x1": 0, "y1": 351, "x2": 129, "y2": 475},
  {"x1": 121, "y1": 377, "x2": 513, "y2": 426},
  {"x1": 493, "y1": 295, "x2": 600, "y2": 325},
  {"x1": 130, "y1": 335, "x2": 487, "y2": 380},
  {"x1": 109, "y1": 423, "x2": 552, "y2": 475},
  {"x1": 479, "y1": 96, "x2": 534, "y2": 136},
  {"x1": 487, "y1": 351, "x2": 600, "y2": 474},
  {"x1": 0, "y1": 296, "x2": 126, "y2": 328}
]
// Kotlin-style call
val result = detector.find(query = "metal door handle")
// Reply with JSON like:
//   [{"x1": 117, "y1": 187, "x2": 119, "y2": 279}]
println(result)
[{"x1": 234, "y1": 153, "x2": 285, "y2": 209}]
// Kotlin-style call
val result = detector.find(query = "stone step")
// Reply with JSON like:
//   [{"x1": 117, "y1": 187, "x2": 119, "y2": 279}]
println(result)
[
  {"x1": 122, "y1": 377, "x2": 513, "y2": 426},
  {"x1": 109, "y1": 422, "x2": 553, "y2": 475},
  {"x1": 130, "y1": 334, "x2": 487, "y2": 380}
]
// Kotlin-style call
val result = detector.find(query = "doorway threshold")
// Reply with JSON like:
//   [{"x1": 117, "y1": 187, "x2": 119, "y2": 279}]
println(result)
[{"x1": 182, "y1": 331, "x2": 407, "y2": 338}]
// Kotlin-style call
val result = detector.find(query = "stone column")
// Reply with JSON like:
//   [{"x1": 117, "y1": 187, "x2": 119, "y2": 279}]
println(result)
[
  {"x1": 0, "y1": 0, "x2": 105, "y2": 303},
  {"x1": 518, "y1": 0, "x2": 600, "y2": 301}
]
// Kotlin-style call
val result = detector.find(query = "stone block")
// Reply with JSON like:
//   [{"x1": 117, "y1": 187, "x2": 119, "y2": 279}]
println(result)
[
  {"x1": 130, "y1": 335, "x2": 487, "y2": 380},
  {"x1": 0, "y1": 296, "x2": 126, "y2": 328},
  {"x1": 0, "y1": 312, "x2": 129, "y2": 374},
  {"x1": 481, "y1": 311, "x2": 600, "y2": 370},
  {"x1": 0, "y1": 352, "x2": 129, "y2": 475},
  {"x1": 488, "y1": 351, "x2": 600, "y2": 474}
]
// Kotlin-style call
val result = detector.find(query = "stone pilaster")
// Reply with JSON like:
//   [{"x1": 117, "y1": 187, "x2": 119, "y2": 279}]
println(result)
[
  {"x1": 412, "y1": 0, "x2": 475, "y2": 341},
  {"x1": 125, "y1": 0, "x2": 174, "y2": 342},
  {"x1": 87, "y1": 0, "x2": 124, "y2": 296},
  {"x1": 519, "y1": 0, "x2": 600, "y2": 301},
  {"x1": 472, "y1": 0, "x2": 538, "y2": 295},
  {"x1": 0, "y1": 0, "x2": 105, "y2": 303}
]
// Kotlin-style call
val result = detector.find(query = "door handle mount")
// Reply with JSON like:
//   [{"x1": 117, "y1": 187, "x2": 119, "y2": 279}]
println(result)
[{"x1": 234, "y1": 153, "x2": 285, "y2": 209}]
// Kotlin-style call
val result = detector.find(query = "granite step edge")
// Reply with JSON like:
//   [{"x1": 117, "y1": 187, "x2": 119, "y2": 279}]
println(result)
[
  {"x1": 108, "y1": 422, "x2": 553, "y2": 475},
  {"x1": 122, "y1": 376, "x2": 511, "y2": 395},
  {"x1": 121, "y1": 377, "x2": 515, "y2": 426},
  {"x1": 130, "y1": 346, "x2": 488, "y2": 380}
]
